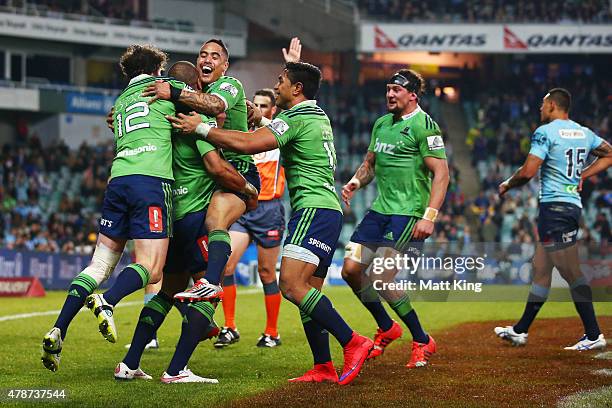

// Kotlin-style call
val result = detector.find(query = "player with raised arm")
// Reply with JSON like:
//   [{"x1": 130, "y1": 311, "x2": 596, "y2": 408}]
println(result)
[
  {"x1": 166, "y1": 61, "x2": 374, "y2": 386},
  {"x1": 216, "y1": 38, "x2": 301, "y2": 349},
  {"x1": 494, "y1": 88, "x2": 609, "y2": 350},
  {"x1": 341, "y1": 69, "x2": 449, "y2": 368},
  {"x1": 143, "y1": 39, "x2": 259, "y2": 302},
  {"x1": 41, "y1": 45, "x2": 186, "y2": 372},
  {"x1": 115, "y1": 61, "x2": 256, "y2": 383}
]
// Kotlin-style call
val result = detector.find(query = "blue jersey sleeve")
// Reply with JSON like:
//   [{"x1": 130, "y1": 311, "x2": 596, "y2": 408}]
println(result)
[
  {"x1": 586, "y1": 128, "x2": 605, "y2": 152},
  {"x1": 528, "y1": 127, "x2": 550, "y2": 160}
]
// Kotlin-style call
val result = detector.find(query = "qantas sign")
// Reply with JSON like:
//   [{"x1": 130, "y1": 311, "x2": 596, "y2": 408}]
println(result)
[{"x1": 361, "y1": 24, "x2": 612, "y2": 53}]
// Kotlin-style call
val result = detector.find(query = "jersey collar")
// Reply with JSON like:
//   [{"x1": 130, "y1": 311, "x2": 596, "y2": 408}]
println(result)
[
  {"x1": 400, "y1": 105, "x2": 422, "y2": 121},
  {"x1": 128, "y1": 74, "x2": 152, "y2": 85},
  {"x1": 290, "y1": 99, "x2": 317, "y2": 110}
]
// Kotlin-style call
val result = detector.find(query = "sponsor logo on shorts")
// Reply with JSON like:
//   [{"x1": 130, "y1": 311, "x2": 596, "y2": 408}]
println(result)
[
  {"x1": 427, "y1": 135, "x2": 445, "y2": 150},
  {"x1": 100, "y1": 218, "x2": 113, "y2": 228},
  {"x1": 308, "y1": 237, "x2": 332, "y2": 253},
  {"x1": 267, "y1": 230, "x2": 280, "y2": 237},
  {"x1": 148, "y1": 206, "x2": 163, "y2": 233},
  {"x1": 562, "y1": 229, "x2": 577, "y2": 243},
  {"x1": 197, "y1": 235, "x2": 209, "y2": 261}
]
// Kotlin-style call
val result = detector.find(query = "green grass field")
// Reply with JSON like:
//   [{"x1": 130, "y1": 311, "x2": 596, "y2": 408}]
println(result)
[{"x1": 0, "y1": 286, "x2": 610, "y2": 407}]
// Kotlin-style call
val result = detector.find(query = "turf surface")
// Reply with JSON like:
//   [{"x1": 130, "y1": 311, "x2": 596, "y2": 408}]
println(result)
[{"x1": 0, "y1": 286, "x2": 610, "y2": 407}]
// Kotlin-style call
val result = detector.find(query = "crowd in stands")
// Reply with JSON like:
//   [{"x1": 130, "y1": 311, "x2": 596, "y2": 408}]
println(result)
[
  {"x1": 0, "y1": 131, "x2": 112, "y2": 254},
  {"x1": 357, "y1": 0, "x2": 611, "y2": 23},
  {"x1": 1, "y1": 0, "x2": 147, "y2": 23},
  {"x1": 464, "y1": 62, "x2": 611, "y2": 257}
]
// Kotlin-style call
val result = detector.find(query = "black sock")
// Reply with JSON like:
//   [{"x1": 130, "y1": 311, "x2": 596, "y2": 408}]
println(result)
[
  {"x1": 103, "y1": 263, "x2": 149, "y2": 306},
  {"x1": 205, "y1": 230, "x2": 231, "y2": 285},
  {"x1": 166, "y1": 301, "x2": 214, "y2": 376},
  {"x1": 570, "y1": 280, "x2": 601, "y2": 341},
  {"x1": 300, "y1": 311, "x2": 331, "y2": 365},
  {"x1": 354, "y1": 284, "x2": 393, "y2": 331},
  {"x1": 513, "y1": 284, "x2": 549, "y2": 334},
  {"x1": 390, "y1": 294, "x2": 428, "y2": 344},
  {"x1": 299, "y1": 288, "x2": 353, "y2": 347},
  {"x1": 123, "y1": 292, "x2": 173, "y2": 369},
  {"x1": 54, "y1": 273, "x2": 97, "y2": 340}
]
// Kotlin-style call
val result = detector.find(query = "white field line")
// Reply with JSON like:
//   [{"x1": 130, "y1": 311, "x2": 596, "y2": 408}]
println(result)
[{"x1": 0, "y1": 288, "x2": 261, "y2": 322}]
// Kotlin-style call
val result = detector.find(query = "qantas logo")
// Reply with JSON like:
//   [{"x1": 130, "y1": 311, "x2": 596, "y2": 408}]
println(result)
[
  {"x1": 375, "y1": 26, "x2": 397, "y2": 49},
  {"x1": 504, "y1": 26, "x2": 612, "y2": 49},
  {"x1": 504, "y1": 27, "x2": 527, "y2": 49}
]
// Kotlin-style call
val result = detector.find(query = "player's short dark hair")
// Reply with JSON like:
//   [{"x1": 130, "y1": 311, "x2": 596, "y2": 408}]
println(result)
[
  {"x1": 205, "y1": 38, "x2": 229, "y2": 60},
  {"x1": 168, "y1": 60, "x2": 199, "y2": 89},
  {"x1": 254, "y1": 88, "x2": 275, "y2": 105},
  {"x1": 284, "y1": 61, "x2": 321, "y2": 100},
  {"x1": 394, "y1": 69, "x2": 426, "y2": 97},
  {"x1": 119, "y1": 44, "x2": 168, "y2": 79},
  {"x1": 546, "y1": 88, "x2": 571, "y2": 112}
]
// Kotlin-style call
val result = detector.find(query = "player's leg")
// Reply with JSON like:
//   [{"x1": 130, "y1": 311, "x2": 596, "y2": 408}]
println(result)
[
  {"x1": 289, "y1": 276, "x2": 336, "y2": 383},
  {"x1": 118, "y1": 270, "x2": 190, "y2": 380},
  {"x1": 279, "y1": 208, "x2": 372, "y2": 385},
  {"x1": 495, "y1": 243, "x2": 551, "y2": 345},
  {"x1": 42, "y1": 233, "x2": 125, "y2": 372},
  {"x1": 204, "y1": 191, "x2": 247, "y2": 285},
  {"x1": 549, "y1": 245, "x2": 605, "y2": 350},
  {"x1": 215, "y1": 228, "x2": 250, "y2": 348},
  {"x1": 256, "y1": 243, "x2": 282, "y2": 346},
  {"x1": 138, "y1": 280, "x2": 163, "y2": 350},
  {"x1": 87, "y1": 177, "x2": 172, "y2": 343}
]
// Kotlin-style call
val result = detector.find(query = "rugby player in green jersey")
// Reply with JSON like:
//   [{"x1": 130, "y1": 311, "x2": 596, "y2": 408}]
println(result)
[
  {"x1": 116, "y1": 61, "x2": 255, "y2": 382},
  {"x1": 167, "y1": 61, "x2": 374, "y2": 386},
  {"x1": 41, "y1": 45, "x2": 188, "y2": 372},
  {"x1": 143, "y1": 39, "x2": 259, "y2": 302},
  {"x1": 341, "y1": 69, "x2": 449, "y2": 369}
]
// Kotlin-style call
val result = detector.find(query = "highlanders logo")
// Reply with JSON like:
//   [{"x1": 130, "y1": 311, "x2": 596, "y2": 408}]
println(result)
[
  {"x1": 427, "y1": 135, "x2": 444, "y2": 151},
  {"x1": 268, "y1": 118, "x2": 289, "y2": 136},
  {"x1": 219, "y1": 82, "x2": 238, "y2": 97}
]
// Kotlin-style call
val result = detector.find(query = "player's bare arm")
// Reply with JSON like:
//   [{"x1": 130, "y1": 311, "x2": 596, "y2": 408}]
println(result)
[
  {"x1": 341, "y1": 151, "x2": 376, "y2": 206},
  {"x1": 142, "y1": 80, "x2": 226, "y2": 116},
  {"x1": 202, "y1": 150, "x2": 257, "y2": 198},
  {"x1": 579, "y1": 140, "x2": 612, "y2": 190},
  {"x1": 412, "y1": 156, "x2": 450, "y2": 240},
  {"x1": 166, "y1": 112, "x2": 278, "y2": 154},
  {"x1": 499, "y1": 154, "x2": 543, "y2": 197}
]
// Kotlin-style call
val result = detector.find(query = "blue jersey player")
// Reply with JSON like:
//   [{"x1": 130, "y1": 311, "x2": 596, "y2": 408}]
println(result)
[{"x1": 495, "y1": 88, "x2": 611, "y2": 351}]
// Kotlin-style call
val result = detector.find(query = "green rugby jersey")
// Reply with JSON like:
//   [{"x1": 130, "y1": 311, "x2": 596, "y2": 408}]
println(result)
[
  {"x1": 368, "y1": 106, "x2": 446, "y2": 217},
  {"x1": 171, "y1": 115, "x2": 218, "y2": 221},
  {"x1": 111, "y1": 74, "x2": 186, "y2": 180},
  {"x1": 204, "y1": 75, "x2": 253, "y2": 165},
  {"x1": 266, "y1": 100, "x2": 341, "y2": 212}
]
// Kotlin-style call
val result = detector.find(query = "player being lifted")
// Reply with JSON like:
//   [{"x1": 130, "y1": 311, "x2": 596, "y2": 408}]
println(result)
[
  {"x1": 216, "y1": 38, "x2": 302, "y2": 348},
  {"x1": 143, "y1": 39, "x2": 259, "y2": 301},
  {"x1": 494, "y1": 88, "x2": 610, "y2": 350},
  {"x1": 116, "y1": 61, "x2": 256, "y2": 383},
  {"x1": 216, "y1": 88, "x2": 286, "y2": 348},
  {"x1": 41, "y1": 45, "x2": 185, "y2": 371},
  {"x1": 341, "y1": 69, "x2": 449, "y2": 368},
  {"x1": 167, "y1": 61, "x2": 374, "y2": 385}
]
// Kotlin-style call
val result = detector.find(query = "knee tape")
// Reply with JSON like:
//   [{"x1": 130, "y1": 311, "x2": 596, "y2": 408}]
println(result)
[
  {"x1": 344, "y1": 241, "x2": 375, "y2": 265},
  {"x1": 81, "y1": 243, "x2": 122, "y2": 285}
]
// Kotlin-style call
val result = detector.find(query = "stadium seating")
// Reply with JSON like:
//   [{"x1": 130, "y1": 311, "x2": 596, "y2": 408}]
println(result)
[{"x1": 356, "y1": 0, "x2": 611, "y2": 23}]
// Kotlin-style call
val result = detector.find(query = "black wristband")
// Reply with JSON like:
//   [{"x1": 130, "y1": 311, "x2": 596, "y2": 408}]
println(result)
[{"x1": 169, "y1": 85, "x2": 182, "y2": 102}]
